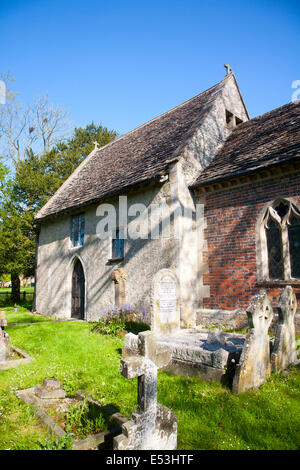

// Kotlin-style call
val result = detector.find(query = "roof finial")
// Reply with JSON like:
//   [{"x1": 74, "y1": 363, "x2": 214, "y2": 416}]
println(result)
[
  {"x1": 224, "y1": 64, "x2": 232, "y2": 75},
  {"x1": 93, "y1": 141, "x2": 99, "y2": 150}
]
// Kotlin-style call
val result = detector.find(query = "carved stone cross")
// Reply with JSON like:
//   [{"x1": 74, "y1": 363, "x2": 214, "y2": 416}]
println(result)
[
  {"x1": 224, "y1": 64, "x2": 232, "y2": 75},
  {"x1": 114, "y1": 330, "x2": 177, "y2": 450},
  {"x1": 93, "y1": 141, "x2": 99, "y2": 150}
]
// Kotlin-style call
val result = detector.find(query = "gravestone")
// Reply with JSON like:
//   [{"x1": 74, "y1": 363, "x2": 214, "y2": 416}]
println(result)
[
  {"x1": 0, "y1": 330, "x2": 10, "y2": 362},
  {"x1": 232, "y1": 290, "x2": 273, "y2": 393},
  {"x1": 0, "y1": 311, "x2": 10, "y2": 362},
  {"x1": 34, "y1": 379, "x2": 66, "y2": 399},
  {"x1": 271, "y1": 286, "x2": 298, "y2": 371},
  {"x1": 114, "y1": 330, "x2": 177, "y2": 450},
  {"x1": 150, "y1": 269, "x2": 180, "y2": 336}
]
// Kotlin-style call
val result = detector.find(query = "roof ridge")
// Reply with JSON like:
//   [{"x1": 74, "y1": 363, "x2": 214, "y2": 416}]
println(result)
[
  {"x1": 93, "y1": 76, "x2": 227, "y2": 155},
  {"x1": 242, "y1": 101, "x2": 299, "y2": 127},
  {"x1": 190, "y1": 100, "x2": 300, "y2": 189},
  {"x1": 36, "y1": 76, "x2": 227, "y2": 220}
]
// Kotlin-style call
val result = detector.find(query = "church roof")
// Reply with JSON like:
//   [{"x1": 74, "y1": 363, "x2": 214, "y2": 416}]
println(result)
[
  {"x1": 191, "y1": 101, "x2": 300, "y2": 189},
  {"x1": 36, "y1": 76, "x2": 228, "y2": 221}
]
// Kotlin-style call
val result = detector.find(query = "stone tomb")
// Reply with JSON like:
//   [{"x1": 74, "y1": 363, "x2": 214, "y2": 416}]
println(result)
[
  {"x1": 0, "y1": 310, "x2": 34, "y2": 370},
  {"x1": 150, "y1": 269, "x2": 180, "y2": 336},
  {"x1": 16, "y1": 380, "x2": 128, "y2": 450},
  {"x1": 158, "y1": 328, "x2": 244, "y2": 384},
  {"x1": 114, "y1": 331, "x2": 177, "y2": 450}
]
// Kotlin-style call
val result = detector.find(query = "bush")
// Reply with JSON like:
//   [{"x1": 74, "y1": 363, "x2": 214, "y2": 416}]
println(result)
[{"x1": 93, "y1": 304, "x2": 150, "y2": 336}]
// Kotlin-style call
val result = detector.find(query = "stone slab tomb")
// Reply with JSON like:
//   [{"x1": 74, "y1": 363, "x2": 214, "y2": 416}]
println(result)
[
  {"x1": 232, "y1": 290, "x2": 273, "y2": 393},
  {"x1": 114, "y1": 330, "x2": 177, "y2": 450},
  {"x1": 158, "y1": 328, "x2": 244, "y2": 384},
  {"x1": 149, "y1": 269, "x2": 246, "y2": 384},
  {"x1": 0, "y1": 310, "x2": 34, "y2": 370},
  {"x1": 17, "y1": 380, "x2": 128, "y2": 450},
  {"x1": 271, "y1": 286, "x2": 298, "y2": 371}
]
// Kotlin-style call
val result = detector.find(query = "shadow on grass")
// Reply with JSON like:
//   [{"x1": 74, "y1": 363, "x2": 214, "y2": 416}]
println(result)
[{"x1": 0, "y1": 299, "x2": 33, "y2": 311}]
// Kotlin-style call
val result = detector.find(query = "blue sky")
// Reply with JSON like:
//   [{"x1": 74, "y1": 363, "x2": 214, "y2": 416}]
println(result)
[{"x1": 1, "y1": 0, "x2": 299, "y2": 136}]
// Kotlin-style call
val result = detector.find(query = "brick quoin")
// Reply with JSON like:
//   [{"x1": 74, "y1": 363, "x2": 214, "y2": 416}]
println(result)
[{"x1": 203, "y1": 171, "x2": 300, "y2": 311}]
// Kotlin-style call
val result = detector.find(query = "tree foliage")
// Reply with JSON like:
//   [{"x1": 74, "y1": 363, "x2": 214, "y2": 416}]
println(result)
[{"x1": 0, "y1": 118, "x2": 117, "y2": 301}]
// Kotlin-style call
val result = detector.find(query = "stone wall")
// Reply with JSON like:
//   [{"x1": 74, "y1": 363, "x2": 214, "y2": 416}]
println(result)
[
  {"x1": 35, "y1": 75, "x2": 249, "y2": 324},
  {"x1": 196, "y1": 170, "x2": 300, "y2": 323},
  {"x1": 171, "y1": 75, "x2": 249, "y2": 324},
  {"x1": 36, "y1": 185, "x2": 174, "y2": 321}
]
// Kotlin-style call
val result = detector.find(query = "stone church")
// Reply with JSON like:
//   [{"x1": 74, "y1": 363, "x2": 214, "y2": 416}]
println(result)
[{"x1": 34, "y1": 72, "x2": 300, "y2": 329}]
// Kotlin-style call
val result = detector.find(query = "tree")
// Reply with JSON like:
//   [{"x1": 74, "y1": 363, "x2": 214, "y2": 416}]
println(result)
[
  {"x1": 0, "y1": 122, "x2": 117, "y2": 302},
  {"x1": 0, "y1": 76, "x2": 71, "y2": 169}
]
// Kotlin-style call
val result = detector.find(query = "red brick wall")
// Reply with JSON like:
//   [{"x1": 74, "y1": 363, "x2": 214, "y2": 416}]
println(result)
[{"x1": 203, "y1": 171, "x2": 300, "y2": 311}]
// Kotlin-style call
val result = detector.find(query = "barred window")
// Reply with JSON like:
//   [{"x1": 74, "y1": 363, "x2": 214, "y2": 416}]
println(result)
[
  {"x1": 71, "y1": 214, "x2": 85, "y2": 247},
  {"x1": 262, "y1": 200, "x2": 300, "y2": 280}
]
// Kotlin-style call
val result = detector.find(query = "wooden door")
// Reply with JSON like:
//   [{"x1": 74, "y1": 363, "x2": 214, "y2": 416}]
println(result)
[{"x1": 71, "y1": 259, "x2": 85, "y2": 319}]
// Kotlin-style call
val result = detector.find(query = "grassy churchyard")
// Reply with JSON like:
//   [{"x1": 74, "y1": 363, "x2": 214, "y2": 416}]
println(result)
[{"x1": 0, "y1": 306, "x2": 299, "y2": 450}]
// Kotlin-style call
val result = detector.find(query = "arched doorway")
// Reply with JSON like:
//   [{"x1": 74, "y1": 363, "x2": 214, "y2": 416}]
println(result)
[{"x1": 71, "y1": 258, "x2": 85, "y2": 319}]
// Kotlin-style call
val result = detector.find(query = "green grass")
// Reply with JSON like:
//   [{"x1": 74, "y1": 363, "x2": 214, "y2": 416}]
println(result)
[
  {"x1": 2, "y1": 306, "x2": 54, "y2": 324},
  {"x1": 0, "y1": 287, "x2": 34, "y2": 293},
  {"x1": 0, "y1": 311, "x2": 299, "y2": 450}
]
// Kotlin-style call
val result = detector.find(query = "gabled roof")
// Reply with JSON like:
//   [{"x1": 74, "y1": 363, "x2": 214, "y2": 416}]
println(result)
[
  {"x1": 191, "y1": 101, "x2": 300, "y2": 189},
  {"x1": 35, "y1": 76, "x2": 230, "y2": 221}
]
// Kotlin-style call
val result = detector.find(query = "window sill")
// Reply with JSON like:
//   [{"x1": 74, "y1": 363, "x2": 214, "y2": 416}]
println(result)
[
  {"x1": 108, "y1": 257, "x2": 124, "y2": 263},
  {"x1": 257, "y1": 279, "x2": 300, "y2": 287},
  {"x1": 69, "y1": 245, "x2": 83, "y2": 251}
]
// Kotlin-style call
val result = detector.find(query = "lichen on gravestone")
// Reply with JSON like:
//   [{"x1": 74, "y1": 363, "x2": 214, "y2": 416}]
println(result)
[
  {"x1": 34, "y1": 379, "x2": 66, "y2": 399},
  {"x1": 232, "y1": 290, "x2": 273, "y2": 393},
  {"x1": 271, "y1": 286, "x2": 298, "y2": 371},
  {"x1": 114, "y1": 330, "x2": 177, "y2": 450}
]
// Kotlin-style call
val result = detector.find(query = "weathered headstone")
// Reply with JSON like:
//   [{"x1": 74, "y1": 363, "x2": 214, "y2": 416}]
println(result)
[
  {"x1": 232, "y1": 290, "x2": 273, "y2": 393},
  {"x1": 0, "y1": 311, "x2": 10, "y2": 363},
  {"x1": 0, "y1": 330, "x2": 10, "y2": 362},
  {"x1": 271, "y1": 286, "x2": 298, "y2": 371},
  {"x1": 150, "y1": 269, "x2": 180, "y2": 336},
  {"x1": 34, "y1": 379, "x2": 66, "y2": 399},
  {"x1": 114, "y1": 330, "x2": 177, "y2": 450}
]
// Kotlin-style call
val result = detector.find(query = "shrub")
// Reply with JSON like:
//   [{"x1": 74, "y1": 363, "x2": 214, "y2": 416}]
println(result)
[{"x1": 93, "y1": 304, "x2": 150, "y2": 336}]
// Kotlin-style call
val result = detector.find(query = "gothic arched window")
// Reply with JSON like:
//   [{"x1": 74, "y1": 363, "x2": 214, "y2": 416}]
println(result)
[{"x1": 259, "y1": 199, "x2": 300, "y2": 281}]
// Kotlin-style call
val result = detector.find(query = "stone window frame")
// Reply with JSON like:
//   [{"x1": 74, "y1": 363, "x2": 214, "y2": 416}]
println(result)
[
  {"x1": 109, "y1": 227, "x2": 125, "y2": 262},
  {"x1": 256, "y1": 197, "x2": 300, "y2": 283},
  {"x1": 225, "y1": 109, "x2": 244, "y2": 129}
]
